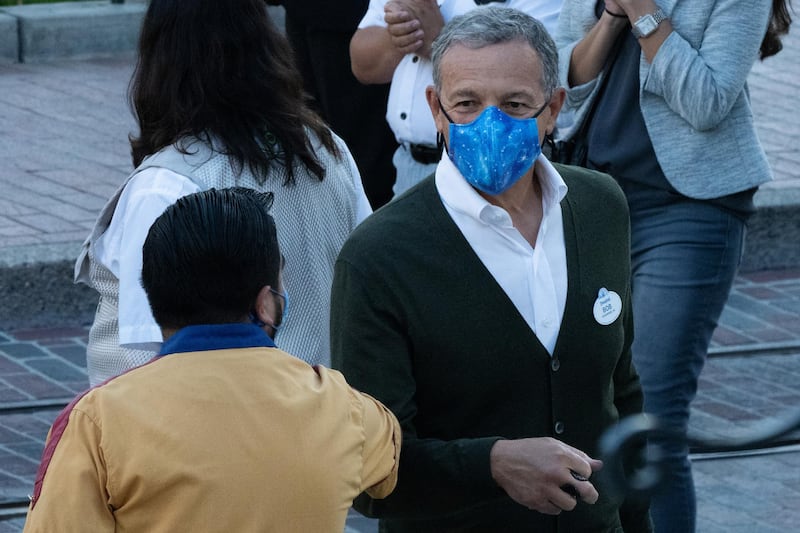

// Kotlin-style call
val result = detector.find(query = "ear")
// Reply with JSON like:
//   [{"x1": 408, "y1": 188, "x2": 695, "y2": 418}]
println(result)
[
  {"x1": 543, "y1": 87, "x2": 566, "y2": 136},
  {"x1": 253, "y1": 285, "x2": 277, "y2": 328},
  {"x1": 426, "y1": 85, "x2": 449, "y2": 137}
]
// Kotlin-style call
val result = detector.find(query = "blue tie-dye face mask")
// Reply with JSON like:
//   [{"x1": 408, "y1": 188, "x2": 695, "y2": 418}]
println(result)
[{"x1": 442, "y1": 103, "x2": 547, "y2": 195}]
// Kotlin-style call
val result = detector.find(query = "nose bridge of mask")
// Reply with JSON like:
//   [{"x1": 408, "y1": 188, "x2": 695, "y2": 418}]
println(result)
[
  {"x1": 485, "y1": 107, "x2": 510, "y2": 167},
  {"x1": 452, "y1": 104, "x2": 538, "y2": 140}
]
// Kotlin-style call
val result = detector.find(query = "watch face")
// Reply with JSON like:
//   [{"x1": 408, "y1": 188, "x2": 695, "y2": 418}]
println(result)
[{"x1": 636, "y1": 14, "x2": 658, "y2": 36}]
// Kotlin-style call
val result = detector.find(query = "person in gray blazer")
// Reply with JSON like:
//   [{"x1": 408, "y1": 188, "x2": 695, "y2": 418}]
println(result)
[{"x1": 555, "y1": 1, "x2": 792, "y2": 531}]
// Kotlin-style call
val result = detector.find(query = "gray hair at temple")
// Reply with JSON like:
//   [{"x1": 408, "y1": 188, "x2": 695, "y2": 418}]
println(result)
[{"x1": 430, "y1": 6, "x2": 559, "y2": 97}]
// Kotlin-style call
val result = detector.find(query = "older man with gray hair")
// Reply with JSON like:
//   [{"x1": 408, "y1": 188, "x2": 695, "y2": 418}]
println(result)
[{"x1": 332, "y1": 7, "x2": 651, "y2": 532}]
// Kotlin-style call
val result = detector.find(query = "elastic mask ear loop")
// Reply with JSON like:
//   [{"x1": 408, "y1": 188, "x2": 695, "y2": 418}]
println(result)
[
  {"x1": 437, "y1": 97, "x2": 456, "y2": 124},
  {"x1": 249, "y1": 312, "x2": 266, "y2": 327},
  {"x1": 269, "y1": 288, "x2": 289, "y2": 331},
  {"x1": 437, "y1": 97, "x2": 455, "y2": 154},
  {"x1": 436, "y1": 131, "x2": 445, "y2": 153}
]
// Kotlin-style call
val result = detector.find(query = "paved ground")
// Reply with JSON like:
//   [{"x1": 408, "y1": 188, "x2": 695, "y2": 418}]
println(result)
[
  {"x1": 0, "y1": 7, "x2": 798, "y2": 533},
  {"x1": 0, "y1": 268, "x2": 798, "y2": 532}
]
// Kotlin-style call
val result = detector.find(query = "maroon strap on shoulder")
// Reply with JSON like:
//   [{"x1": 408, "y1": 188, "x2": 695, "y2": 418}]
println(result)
[
  {"x1": 29, "y1": 390, "x2": 92, "y2": 509},
  {"x1": 29, "y1": 357, "x2": 160, "y2": 509}
]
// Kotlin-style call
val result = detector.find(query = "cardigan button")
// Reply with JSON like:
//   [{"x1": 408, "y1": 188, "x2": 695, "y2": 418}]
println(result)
[
  {"x1": 550, "y1": 358, "x2": 560, "y2": 372},
  {"x1": 554, "y1": 421, "x2": 565, "y2": 434}
]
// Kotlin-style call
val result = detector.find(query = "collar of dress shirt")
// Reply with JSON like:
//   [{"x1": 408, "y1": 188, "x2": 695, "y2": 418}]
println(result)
[{"x1": 435, "y1": 151, "x2": 568, "y2": 225}]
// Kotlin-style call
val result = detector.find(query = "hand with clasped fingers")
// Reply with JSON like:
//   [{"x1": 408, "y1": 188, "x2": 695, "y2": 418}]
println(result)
[
  {"x1": 604, "y1": 0, "x2": 626, "y2": 17},
  {"x1": 384, "y1": 0, "x2": 445, "y2": 59},
  {"x1": 490, "y1": 437, "x2": 603, "y2": 514}
]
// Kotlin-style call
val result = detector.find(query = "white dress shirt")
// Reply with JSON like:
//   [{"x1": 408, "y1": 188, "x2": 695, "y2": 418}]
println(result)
[
  {"x1": 94, "y1": 168, "x2": 200, "y2": 349},
  {"x1": 435, "y1": 153, "x2": 568, "y2": 355},
  {"x1": 359, "y1": 0, "x2": 564, "y2": 146}
]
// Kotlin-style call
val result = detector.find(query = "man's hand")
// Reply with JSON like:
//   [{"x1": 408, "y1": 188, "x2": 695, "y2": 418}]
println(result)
[
  {"x1": 490, "y1": 438, "x2": 603, "y2": 515},
  {"x1": 385, "y1": 0, "x2": 445, "y2": 59},
  {"x1": 384, "y1": 1, "x2": 424, "y2": 55}
]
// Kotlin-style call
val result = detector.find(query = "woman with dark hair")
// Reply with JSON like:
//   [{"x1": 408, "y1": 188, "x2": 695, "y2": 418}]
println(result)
[
  {"x1": 75, "y1": 0, "x2": 371, "y2": 385},
  {"x1": 555, "y1": 0, "x2": 792, "y2": 531}
]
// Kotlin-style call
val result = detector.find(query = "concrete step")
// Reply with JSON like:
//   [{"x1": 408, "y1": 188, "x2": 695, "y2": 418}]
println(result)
[
  {"x1": 0, "y1": 1, "x2": 285, "y2": 64},
  {"x1": 0, "y1": 1, "x2": 146, "y2": 64}
]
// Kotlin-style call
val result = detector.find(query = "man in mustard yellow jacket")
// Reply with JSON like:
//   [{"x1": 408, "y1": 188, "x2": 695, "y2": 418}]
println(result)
[{"x1": 24, "y1": 188, "x2": 400, "y2": 533}]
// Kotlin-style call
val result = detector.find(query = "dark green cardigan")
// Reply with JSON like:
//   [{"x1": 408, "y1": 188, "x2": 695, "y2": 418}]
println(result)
[{"x1": 331, "y1": 165, "x2": 650, "y2": 532}]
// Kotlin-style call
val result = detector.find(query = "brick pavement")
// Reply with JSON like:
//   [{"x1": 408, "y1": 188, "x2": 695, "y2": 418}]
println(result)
[{"x1": 0, "y1": 269, "x2": 797, "y2": 532}]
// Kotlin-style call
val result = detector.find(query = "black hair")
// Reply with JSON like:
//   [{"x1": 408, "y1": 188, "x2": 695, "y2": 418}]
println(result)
[
  {"x1": 141, "y1": 188, "x2": 281, "y2": 330},
  {"x1": 129, "y1": 0, "x2": 338, "y2": 183},
  {"x1": 761, "y1": 0, "x2": 793, "y2": 59}
]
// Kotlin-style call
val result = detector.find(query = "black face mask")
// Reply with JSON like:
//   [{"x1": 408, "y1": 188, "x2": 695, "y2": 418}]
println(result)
[{"x1": 474, "y1": 0, "x2": 506, "y2": 4}]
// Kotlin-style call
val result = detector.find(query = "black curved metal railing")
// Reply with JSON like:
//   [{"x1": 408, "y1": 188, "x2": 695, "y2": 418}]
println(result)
[
  {"x1": 598, "y1": 341, "x2": 800, "y2": 500},
  {"x1": 598, "y1": 408, "x2": 800, "y2": 499}
]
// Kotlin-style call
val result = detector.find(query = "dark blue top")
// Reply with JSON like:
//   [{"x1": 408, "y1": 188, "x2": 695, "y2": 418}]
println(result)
[{"x1": 587, "y1": 29, "x2": 668, "y2": 190}]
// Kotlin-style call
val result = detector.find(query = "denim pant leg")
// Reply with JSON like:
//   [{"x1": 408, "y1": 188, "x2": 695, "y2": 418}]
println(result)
[{"x1": 627, "y1": 193, "x2": 745, "y2": 533}]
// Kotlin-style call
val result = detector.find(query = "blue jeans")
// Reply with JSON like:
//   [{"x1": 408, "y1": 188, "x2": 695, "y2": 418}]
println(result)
[{"x1": 624, "y1": 185, "x2": 746, "y2": 533}]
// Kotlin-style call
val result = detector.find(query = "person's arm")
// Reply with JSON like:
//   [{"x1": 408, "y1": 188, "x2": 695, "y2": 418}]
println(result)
[
  {"x1": 331, "y1": 255, "x2": 501, "y2": 518},
  {"x1": 554, "y1": 1, "x2": 619, "y2": 137},
  {"x1": 490, "y1": 438, "x2": 603, "y2": 514},
  {"x1": 391, "y1": 0, "x2": 444, "y2": 59},
  {"x1": 24, "y1": 408, "x2": 115, "y2": 532},
  {"x1": 567, "y1": 2, "x2": 630, "y2": 87},
  {"x1": 356, "y1": 391, "x2": 402, "y2": 499},
  {"x1": 610, "y1": 0, "x2": 671, "y2": 62},
  {"x1": 350, "y1": 0, "x2": 443, "y2": 84},
  {"x1": 611, "y1": 268, "x2": 653, "y2": 532},
  {"x1": 618, "y1": 0, "x2": 769, "y2": 130},
  {"x1": 351, "y1": 25, "x2": 410, "y2": 84},
  {"x1": 350, "y1": 0, "x2": 422, "y2": 84},
  {"x1": 613, "y1": 358, "x2": 654, "y2": 530},
  {"x1": 564, "y1": 0, "x2": 671, "y2": 86}
]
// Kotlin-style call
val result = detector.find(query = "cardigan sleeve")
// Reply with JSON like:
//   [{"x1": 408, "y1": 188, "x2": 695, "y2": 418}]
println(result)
[
  {"x1": 611, "y1": 284, "x2": 653, "y2": 533},
  {"x1": 330, "y1": 255, "x2": 504, "y2": 520}
]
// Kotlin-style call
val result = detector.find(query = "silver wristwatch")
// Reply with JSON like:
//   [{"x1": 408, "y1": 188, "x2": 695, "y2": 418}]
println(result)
[{"x1": 631, "y1": 8, "x2": 667, "y2": 39}]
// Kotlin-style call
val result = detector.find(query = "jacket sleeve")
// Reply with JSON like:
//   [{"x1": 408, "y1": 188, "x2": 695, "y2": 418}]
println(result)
[
  {"x1": 330, "y1": 256, "x2": 503, "y2": 520},
  {"x1": 357, "y1": 390, "x2": 402, "y2": 499},
  {"x1": 641, "y1": 0, "x2": 770, "y2": 131},
  {"x1": 24, "y1": 408, "x2": 115, "y2": 532}
]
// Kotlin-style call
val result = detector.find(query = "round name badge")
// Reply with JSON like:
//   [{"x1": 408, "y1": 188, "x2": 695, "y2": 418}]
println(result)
[{"x1": 593, "y1": 288, "x2": 622, "y2": 325}]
